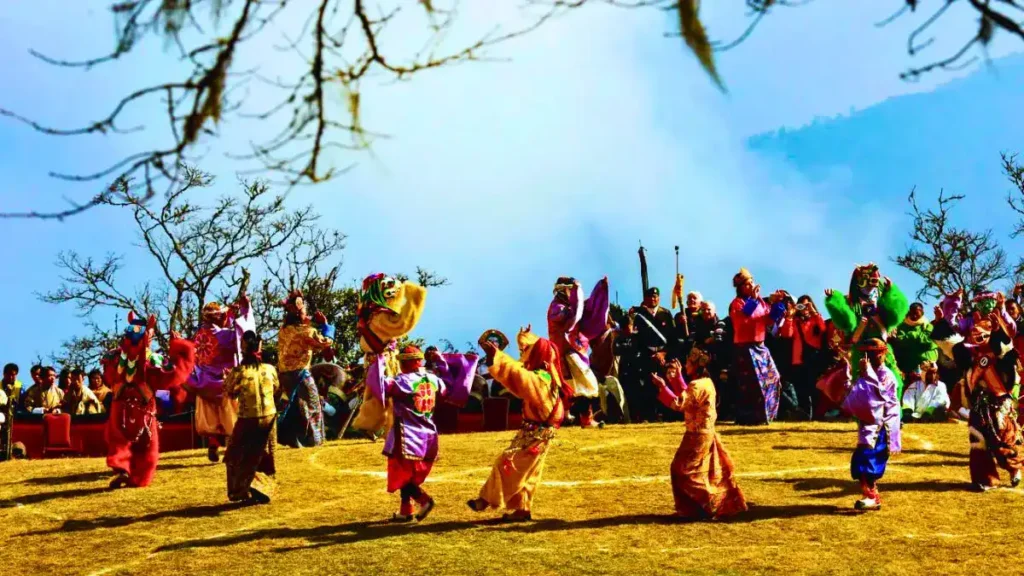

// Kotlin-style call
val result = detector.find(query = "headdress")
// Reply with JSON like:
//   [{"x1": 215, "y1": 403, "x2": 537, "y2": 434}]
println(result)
[
  {"x1": 359, "y1": 273, "x2": 399, "y2": 319},
  {"x1": 517, "y1": 329, "x2": 540, "y2": 355},
  {"x1": 857, "y1": 338, "x2": 888, "y2": 353},
  {"x1": 202, "y1": 302, "x2": 227, "y2": 318},
  {"x1": 972, "y1": 290, "x2": 999, "y2": 303},
  {"x1": 280, "y1": 289, "x2": 307, "y2": 326},
  {"x1": 397, "y1": 345, "x2": 425, "y2": 362},
  {"x1": 733, "y1": 268, "x2": 753, "y2": 288},
  {"x1": 553, "y1": 277, "x2": 576, "y2": 297},
  {"x1": 850, "y1": 263, "x2": 881, "y2": 293},
  {"x1": 518, "y1": 334, "x2": 572, "y2": 402},
  {"x1": 644, "y1": 287, "x2": 660, "y2": 298},
  {"x1": 972, "y1": 290, "x2": 999, "y2": 316}
]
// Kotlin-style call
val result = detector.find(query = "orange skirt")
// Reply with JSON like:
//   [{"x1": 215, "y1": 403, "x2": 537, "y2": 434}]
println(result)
[{"x1": 670, "y1": 430, "x2": 747, "y2": 519}]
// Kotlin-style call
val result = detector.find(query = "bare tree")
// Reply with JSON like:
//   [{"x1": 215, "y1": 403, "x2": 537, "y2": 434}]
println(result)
[
  {"x1": 42, "y1": 165, "x2": 344, "y2": 361},
  {"x1": 894, "y1": 188, "x2": 1009, "y2": 300},
  {"x1": 5, "y1": 1, "x2": 1023, "y2": 220}
]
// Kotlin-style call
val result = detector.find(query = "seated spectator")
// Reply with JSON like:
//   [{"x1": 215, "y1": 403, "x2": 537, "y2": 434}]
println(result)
[
  {"x1": 902, "y1": 361, "x2": 950, "y2": 423},
  {"x1": 62, "y1": 368, "x2": 103, "y2": 415},
  {"x1": 58, "y1": 368, "x2": 71, "y2": 393},
  {"x1": 88, "y1": 368, "x2": 113, "y2": 412},
  {"x1": 20, "y1": 364, "x2": 43, "y2": 403},
  {"x1": 2, "y1": 362, "x2": 20, "y2": 458},
  {"x1": 22, "y1": 366, "x2": 64, "y2": 413}
]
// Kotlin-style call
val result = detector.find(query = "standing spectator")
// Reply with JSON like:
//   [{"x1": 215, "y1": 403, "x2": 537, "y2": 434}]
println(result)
[
  {"x1": 62, "y1": 368, "x2": 103, "y2": 415},
  {"x1": 791, "y1": 295, "x2": 826, "y2": 420},
  {"x1": 88, "y1": 369, "x2": 113, "y2": 412},
  {"x1": 2, "y1": 364, "x2": 23, "y2": 407},
  {"x1": 728, "y1": 269, "x2": 785, "y2": 425},
  {"x1": 1, "y1": 363, "x2": 18, "y2": 461},
  {"x1": 630, "y1": 287, "x2": 676, "y2": 422},
  {"x1": 23, "y1": 366, "x2": 64, "y2": 413},
  {"x1": 770, "y1": 291, "x2": 800, "y2": 419},
  {"x1": 689, "y1": 301, "x2": 733, "y2": 418}
]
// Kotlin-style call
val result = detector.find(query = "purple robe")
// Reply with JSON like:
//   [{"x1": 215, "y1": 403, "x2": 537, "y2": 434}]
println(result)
[
  {"x1": 940, "y1": 294, "x2": 1016, "y2": 337},
  {"x1": 189, "y1": 302, "x2": 255, "y2": 401},
  {"x1": 842, "y1": 364, "x2": 902, "y2": 453},
  {"x1": 546, "y1": 278, "x2": 610, "y2": 361},
  {"x1": 368, "y1": 354, "x2": 476, "y2": 461}
]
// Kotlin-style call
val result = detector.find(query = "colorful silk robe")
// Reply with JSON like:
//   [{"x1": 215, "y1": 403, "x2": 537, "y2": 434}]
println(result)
[
  {"x1": 656, "y1": 375, "x2": 747, "y2": 519},
  {"x1": 353, "y1": 282, "x2": 427, "y2": 434},
  {"x1": 189, "y1": 302, "x2": 255, "y2": 401},
  {"x1": 546, "y1": 278, "x2": 609, "y2": 397},
  {"x1": 479, "y1": 349, "x2": 565, "y2": 512},
  {"x1": 368, "y1": 353, "x2": 478, "y2": 461},
  {"x1": 843, "y1": 363, "x2": 902, "y2": 453}
]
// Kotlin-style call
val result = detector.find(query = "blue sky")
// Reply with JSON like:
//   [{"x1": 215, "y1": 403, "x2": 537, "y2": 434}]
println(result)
[{"x1": 2, "y1": 3, "x2": 1023, "y2": 365}]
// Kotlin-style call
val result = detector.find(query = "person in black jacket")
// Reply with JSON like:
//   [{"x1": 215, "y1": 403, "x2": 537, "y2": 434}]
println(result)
[{"x1": 629, "y1": 287, "x2": 676, "y2": 422}]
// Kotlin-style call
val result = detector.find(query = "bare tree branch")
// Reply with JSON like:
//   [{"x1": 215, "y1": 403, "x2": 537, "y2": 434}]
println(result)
[{"x1": 893, "y1": 186, "x2": 1009, "y2": 300}]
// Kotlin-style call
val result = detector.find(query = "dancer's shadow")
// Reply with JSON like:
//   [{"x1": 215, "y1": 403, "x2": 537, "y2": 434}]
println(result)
[
  {"x1": 0, "y1": 486, "x2": 110, "y2": 507},
  {"x1": 158, "y1": 506, "x2": 844, "y2": 555},
  {"x1": 22, "y1": 502, "x2": 250, "y2": 536},
  {"x1": 157, "y1": 518, "x2": 502, "y2": 554},
  {"x1": 719, "y1": 428, "x2": 853, "y2": 437},
  {"x1": 764, "y1": 477, "x2": 968, "y2": 498},
  {"x1": 7, "y1": 463, "x2": 201, "y2": 487},
  {"x1": 770, "y1": 446, "x2": 849, "y2": 454},
  {"x1": 770, "y1": 445, "x2": 968, "y2": 461}
]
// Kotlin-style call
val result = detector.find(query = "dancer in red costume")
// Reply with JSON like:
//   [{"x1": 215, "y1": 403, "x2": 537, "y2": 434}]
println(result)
[{"x1": 102, "y1": 312, "x2": 196, "y2": 489}]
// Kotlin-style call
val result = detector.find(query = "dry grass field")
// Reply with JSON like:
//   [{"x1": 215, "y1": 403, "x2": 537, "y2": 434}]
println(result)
[{"x1": 1, "y1": 421, "x2": 1021, "y2": 575}]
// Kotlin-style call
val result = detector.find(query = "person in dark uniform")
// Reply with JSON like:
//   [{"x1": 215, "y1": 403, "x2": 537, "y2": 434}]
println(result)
[{"x1": 629, "y1": 287, "x2": 676, "y2": 422}]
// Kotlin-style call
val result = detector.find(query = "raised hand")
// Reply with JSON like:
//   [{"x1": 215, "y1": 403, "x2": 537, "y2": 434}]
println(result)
[
  {"x1": 651, "y1": 373, "x2": 667, "y2": 390},
  {"x1": 824, "y1": 288, "x2": 834, "y2": 298},
  {"x1": 479, "y1": 339, "x2": 499, "y2": 361}
]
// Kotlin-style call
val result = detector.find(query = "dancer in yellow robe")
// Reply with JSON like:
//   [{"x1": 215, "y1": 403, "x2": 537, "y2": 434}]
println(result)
[
  {"x1": 351, "y1": 274, "x2": 427, "y2": 438},
  {"x1": 468, "y1": 326, "x2": 572, "y2": 522}
]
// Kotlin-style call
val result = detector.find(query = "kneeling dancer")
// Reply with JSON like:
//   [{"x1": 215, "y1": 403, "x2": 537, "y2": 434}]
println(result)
[
  {"x1": 368, "y1": 345, "x2": 478, "y2": 522},
  {"x1": 223, "y1": 331, "x2": 279, "y2": 504},
  {"x1": 652, "y1": 350, "x2": 747, "y2": 520},
  {"x1": 468, "y1": 326, "x2": 571, "y2": 522},
  {"x1": 842, "y1": 338, "x2": 901, "y2": 511}
]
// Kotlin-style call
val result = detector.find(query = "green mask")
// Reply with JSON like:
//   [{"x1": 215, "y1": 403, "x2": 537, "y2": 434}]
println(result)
[{"x1": 975, "y1": 299, "x2": 997, "y2": 316}]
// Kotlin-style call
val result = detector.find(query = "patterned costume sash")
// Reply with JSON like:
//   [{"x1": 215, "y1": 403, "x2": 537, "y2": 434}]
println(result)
[{"x1": 119, "y1": 392, "x2": 156, "y2": 445}]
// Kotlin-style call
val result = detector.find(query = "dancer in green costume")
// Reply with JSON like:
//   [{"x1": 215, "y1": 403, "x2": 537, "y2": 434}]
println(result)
[{"x1": 824, "y1": 263, "x2": 910, "y2": 401}]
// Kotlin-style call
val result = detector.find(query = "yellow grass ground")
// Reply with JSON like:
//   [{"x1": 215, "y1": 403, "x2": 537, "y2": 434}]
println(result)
[{"x1": 1, "y1": 421, "x2": 1021, "y2": 575}]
